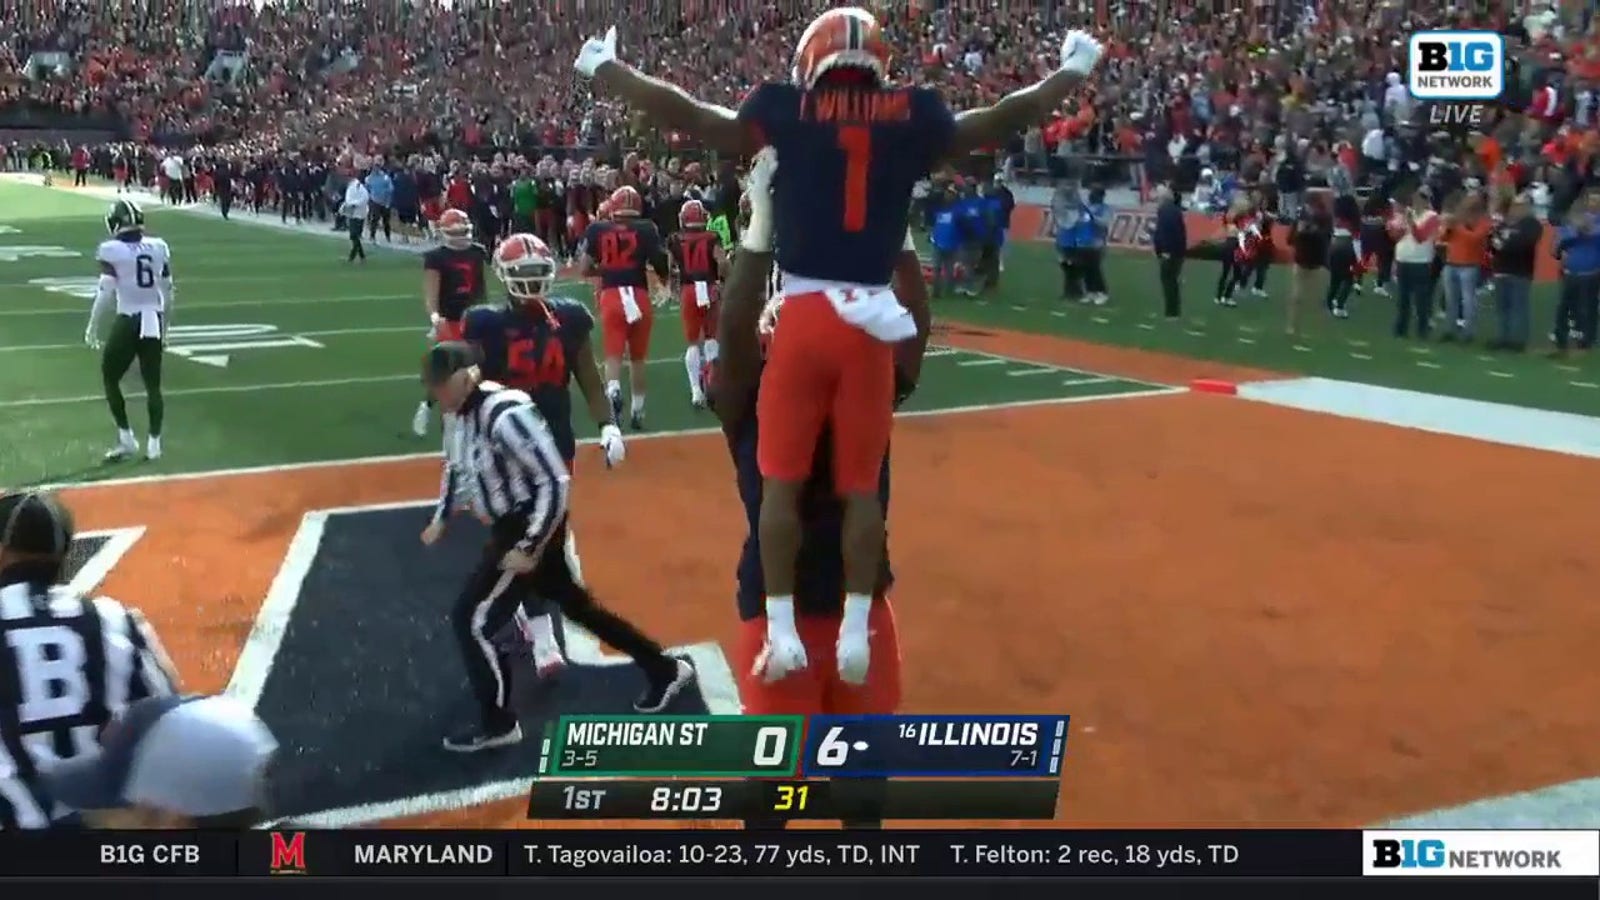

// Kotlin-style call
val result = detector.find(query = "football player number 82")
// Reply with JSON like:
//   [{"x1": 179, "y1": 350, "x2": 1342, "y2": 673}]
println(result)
[{"x1": 838, "y1": 126, "x2": 871, "y2": 233}]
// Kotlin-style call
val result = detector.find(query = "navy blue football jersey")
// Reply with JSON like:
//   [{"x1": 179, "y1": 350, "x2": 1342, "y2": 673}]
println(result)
[
  {"x1": 739, "y1": 82, "x2": 954, "y2": 285},
  {"x1": 463, "y1": 296, "x2": 593, "y2": 462}
]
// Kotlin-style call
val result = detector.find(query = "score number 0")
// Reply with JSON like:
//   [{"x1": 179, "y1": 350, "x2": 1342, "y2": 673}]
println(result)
[{"x1": 751, "y1": 725, "x2": 790, "y2": 768}]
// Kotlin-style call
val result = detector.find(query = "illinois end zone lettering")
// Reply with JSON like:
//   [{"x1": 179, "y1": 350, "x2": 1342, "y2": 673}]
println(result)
[
  {"x1": 1105, "y1": 211, "x2": 1154, "y2": 250},
  {"x1": 57, "y1": 465, "x2": 739, "y2": 825}
]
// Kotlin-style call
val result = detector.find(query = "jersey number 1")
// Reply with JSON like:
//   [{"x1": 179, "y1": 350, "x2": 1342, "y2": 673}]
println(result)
[{"x1": 838, "y1": 125, "x2": 871, "y2": 233}]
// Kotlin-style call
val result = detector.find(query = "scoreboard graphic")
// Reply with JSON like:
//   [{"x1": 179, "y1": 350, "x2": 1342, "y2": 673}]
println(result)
[{"x1": 529, "y1": 713, "x2": 1069, "y2": 820}]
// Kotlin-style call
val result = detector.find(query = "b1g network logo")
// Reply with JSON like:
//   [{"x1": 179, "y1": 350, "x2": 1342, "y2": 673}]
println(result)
[{"x1": 1408, "y1": 31, "x2": 1505, "y2": 101}]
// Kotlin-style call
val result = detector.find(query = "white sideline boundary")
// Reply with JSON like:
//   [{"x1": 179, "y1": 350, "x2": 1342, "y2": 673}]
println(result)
[{"x1": 41, "y1": 384, "x2": 1184, "y2": 493}]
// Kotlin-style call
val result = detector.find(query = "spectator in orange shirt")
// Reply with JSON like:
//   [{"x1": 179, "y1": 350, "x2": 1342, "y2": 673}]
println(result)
[{"x1": 1439, "y1": 195, "x2": 1492, "y2": 342}]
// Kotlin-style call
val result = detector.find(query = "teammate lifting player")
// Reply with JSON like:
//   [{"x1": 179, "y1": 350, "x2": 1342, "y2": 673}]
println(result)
[
  {"x1": 574, "y1": 9, "x2": 1102, "y2": 688},
  {"x1": 413, "y1": 208, "x2": 489, "y2": 437},
  {"x1": 719, "y1": 150, "x2": 928, "y2": 828},
  {"x1": 578, "y1": 185, "x2": 671, "y2": 430},
  {"x1": 460, "y1": 232, "x2": 627, "y2": 679}
]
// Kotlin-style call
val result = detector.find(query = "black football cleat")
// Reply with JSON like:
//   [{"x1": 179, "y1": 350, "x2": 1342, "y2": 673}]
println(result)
[
  {"x1": 442, "y1": 721, "x2": 522, "y2": 753},
  {"x1": 634, "y1": 658, "x2": 695, "y2": 713}
]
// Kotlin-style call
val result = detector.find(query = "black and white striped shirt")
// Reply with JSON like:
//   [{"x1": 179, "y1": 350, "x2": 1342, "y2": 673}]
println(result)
[
  {"x1": 0, "y1": 580, "x2": 179, "y2": 828},
  {"x1": 433, "y1": 381, "x2": 571, "y2": 553}
]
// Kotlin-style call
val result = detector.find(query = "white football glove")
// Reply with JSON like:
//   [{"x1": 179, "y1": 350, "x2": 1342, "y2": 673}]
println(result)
[
  {"x1": 754, "y1": 598, "x2": 808, "y2": 683},
  {"x1": 599, "y1": 423, "x2": 625, "y2": 468},
  {"x1": 428, "y1": 311, "x2": 444, "y2": 339},
  {"x1": 746, "y1": 147, "x2": 778, "y2": 200},
  {"x1": 835, "y1": 596, "x2": 872, "y2": 685},
  {"x1": 84, "y1": 324, "x2": 101, "y2": 351},
  {"x1": 1059, "y1": 30, "x2": 1104, "y2": 77},
  {"x1": 574, "y1": 26, "x2": 619, "y2": 78}
]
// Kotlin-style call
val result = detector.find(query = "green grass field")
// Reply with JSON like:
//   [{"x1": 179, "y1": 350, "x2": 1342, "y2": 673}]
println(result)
[
  {"x1": 0, "y1": 181, "x2": 1167, "y2": 486},
  {"x1": 967, "y1": 230, "x2": 1600, "y2": 416},
  {"x1": 4, "y1": 177, "x2": 1599, "y2": 487}
]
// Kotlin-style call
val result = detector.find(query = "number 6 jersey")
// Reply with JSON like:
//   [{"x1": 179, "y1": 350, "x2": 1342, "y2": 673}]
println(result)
[{"x1": 96, "y1": 235, "x2": 173, "y2": 316}]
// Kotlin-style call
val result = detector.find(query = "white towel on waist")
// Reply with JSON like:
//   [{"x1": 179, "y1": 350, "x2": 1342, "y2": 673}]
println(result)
[
  {"x1": 618, "y1": 287, "x2": 643, "y2": 324},
  {"x1": 139, "y1": 309, "x2": 163, "y2": 339},
  {"x1": 825, "y1": 287, "x2": 916, "y2": 342},
  {"x1": 691, "y1": 281, "x2": 712, "y2": 308}
]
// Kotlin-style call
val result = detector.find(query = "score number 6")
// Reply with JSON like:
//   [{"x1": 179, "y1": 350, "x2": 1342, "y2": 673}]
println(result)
[{"x1": 812, "y1": 726, "x2": 852, "y2": 767}]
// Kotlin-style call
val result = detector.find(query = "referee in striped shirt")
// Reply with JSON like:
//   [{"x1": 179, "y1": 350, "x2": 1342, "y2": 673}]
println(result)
[
  {"x1": 420, "y1": 342, "x2": 694, "y2": 752},
  {"x1": 0, "y1": 490, "x2": 180, "y2": 829}
]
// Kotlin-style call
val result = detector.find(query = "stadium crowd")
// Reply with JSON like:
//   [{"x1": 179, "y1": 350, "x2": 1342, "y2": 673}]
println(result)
[{"x1": 3, "y1": 0, "x2": 1599, "y2": 354}]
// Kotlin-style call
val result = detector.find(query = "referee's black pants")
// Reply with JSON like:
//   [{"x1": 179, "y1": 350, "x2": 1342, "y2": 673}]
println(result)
[{"x1": 454, "y1": 512, "x2": 679, "y2": 731}]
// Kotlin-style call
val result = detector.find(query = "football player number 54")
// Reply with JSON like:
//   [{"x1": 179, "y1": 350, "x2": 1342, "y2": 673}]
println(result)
[{"x1": 838, "y1": 126, "x2": 871, "y2": 233}]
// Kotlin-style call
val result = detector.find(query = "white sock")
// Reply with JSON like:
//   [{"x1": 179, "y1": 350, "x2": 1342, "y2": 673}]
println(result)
[
  {"x1": 684, "y1": 346, "x2": 703, "y2": 391},
  {"x1": 605, "y1": 380, "x2": 621, "y2": 400},
  {"x1": 631, "y1": 393, "x2": 646, "y2": 414},
  {"x1": 522, "y1": 612, "x2": 561, "y2": 660},
  {"x1": 118, "y1": 428, "x2": 136, "y2": 445},
  {"x1": 842, "y1": 593, "x2": 872, "y2": 636},
  {"x1": 702, "y1": 339, "x2": 719, "y2": 364}
]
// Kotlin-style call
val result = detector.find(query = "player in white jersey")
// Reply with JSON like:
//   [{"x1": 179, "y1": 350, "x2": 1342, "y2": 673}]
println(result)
[{"x1": 84, "y1": 199, "x2": 174, "y2": 462}]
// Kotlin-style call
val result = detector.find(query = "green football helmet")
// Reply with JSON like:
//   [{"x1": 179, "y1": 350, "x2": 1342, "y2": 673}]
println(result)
[{"x1": 105, "y1": 198, "x2": 145, "y2": 235}]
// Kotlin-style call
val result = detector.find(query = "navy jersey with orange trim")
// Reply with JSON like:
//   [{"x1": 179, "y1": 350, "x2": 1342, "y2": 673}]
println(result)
[
  {"x1": 422, "y1": 243, "x2": 490, "y2": 319},
  {"x1": 738, "y1": 82, "x2": 954, "y2": 285},
  {"x1": 671, "y1": 229, "x2": 721, "y2": 282},
  {"x1": 727, "y1": 386, "x2": 893, "y2": 621},
  {"x1": 583, "y1": 218, "x2": 662, "y2": 288},
  {"x1": 462, "y1": 296, "x2": 593, "y2": 462}
]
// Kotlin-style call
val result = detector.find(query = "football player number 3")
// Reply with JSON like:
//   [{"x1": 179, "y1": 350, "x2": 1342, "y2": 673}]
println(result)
[
  {"x1": 135, "y1": 254, "x2": 156, "y2": 289},
  {"x1": 838, "y1": 125, "x2": 872, "y2": 232},
  {"x1": 448, "y1": 260, "x2": 478, "y2": 296}
]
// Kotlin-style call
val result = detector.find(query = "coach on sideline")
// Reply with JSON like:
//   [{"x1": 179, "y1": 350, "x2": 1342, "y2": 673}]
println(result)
[
  {"x1": 0, "y1": 490, "x2": 182, "y2": 829},
  {"x1": 42, "y1": 694, "x2": 276, "y2": 829}
]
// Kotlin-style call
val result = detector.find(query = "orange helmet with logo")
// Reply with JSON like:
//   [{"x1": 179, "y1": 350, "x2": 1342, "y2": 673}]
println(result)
[
  {"x1": 679, "y1": 199, "x2": 708, "y2": 229},
  {"x1": 437, "y1": 208, "x2": 473, "y2": 248},
  {"x1": 608, "y1": 185, "x2": 642, "y2": 217},
  {"x1": 493, "y1": 233, "x2": 557, "y2": 300},
  {"x1": 792, "y1": 7, "x2": 889, "y2": 89}
]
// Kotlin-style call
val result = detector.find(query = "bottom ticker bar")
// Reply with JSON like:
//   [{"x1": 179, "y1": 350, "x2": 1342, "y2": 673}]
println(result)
[{"x1": 0, "y1": 829, "x2": 1366, "y2": 877}]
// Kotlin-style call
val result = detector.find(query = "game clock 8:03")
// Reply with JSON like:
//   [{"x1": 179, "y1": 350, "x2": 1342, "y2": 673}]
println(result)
[
  {"x1": 526, "y1": 780, "x2": 835, "y2": 820},
  {"x1": 528, "y1": 780, "x2": 736, "y2": 819}
]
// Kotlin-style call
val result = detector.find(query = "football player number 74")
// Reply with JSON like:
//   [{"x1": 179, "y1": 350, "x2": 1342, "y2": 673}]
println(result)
[{"x1": 838, "y1": 125, "x2": 871, "y2": 233}]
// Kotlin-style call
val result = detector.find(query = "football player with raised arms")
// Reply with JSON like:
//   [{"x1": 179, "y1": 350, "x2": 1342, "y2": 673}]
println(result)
[
  {"x1": 575, "y1": 9, "x2": 1099, "y2": 685},
  {"x1": 460, "y1": 232, "x2": 627, "y2": 678},
  {"x1": 413, "y1": 208, "x2": 491, "y2": 437},
  {"x1": 85, "y1": 199, "x2": 175, "y2": 462}
]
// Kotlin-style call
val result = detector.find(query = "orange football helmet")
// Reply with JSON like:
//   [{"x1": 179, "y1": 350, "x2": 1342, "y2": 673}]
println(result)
[
  {"x1": 679, "y1": 199, "x2": 708, "y2": 229},
  {"x1": 598, "y1": 200, "x2": 614, "y2": 220},
  {"x1": 437, "y1": 208, "x2": 473, "y2": 248},
  {"x1": 493, "y1": 233, "x2": 557, "y2": 300},
  {"x1": 608, "y1": 185, "x2": 642, "y2": 217},
  {"x1": 792, "y1": 7, "x2": 889, "y2": 89}
]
